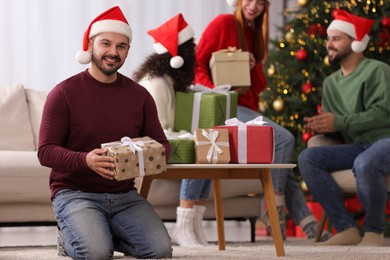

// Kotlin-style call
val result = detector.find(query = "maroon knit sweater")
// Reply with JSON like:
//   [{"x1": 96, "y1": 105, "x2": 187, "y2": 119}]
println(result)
[{"x1": 38, "y1": 70, "x2": 171, "y2": 200}]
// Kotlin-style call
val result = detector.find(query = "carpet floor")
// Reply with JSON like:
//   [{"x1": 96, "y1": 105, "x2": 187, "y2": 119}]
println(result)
[{"x1": 1, "y1": 240, "x2": 390, "y2": 260}]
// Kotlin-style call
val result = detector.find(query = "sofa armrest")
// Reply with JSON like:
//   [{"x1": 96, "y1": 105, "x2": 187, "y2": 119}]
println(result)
[{"x1": 307, "y1": 134, "x2": 344, "y2": 148}]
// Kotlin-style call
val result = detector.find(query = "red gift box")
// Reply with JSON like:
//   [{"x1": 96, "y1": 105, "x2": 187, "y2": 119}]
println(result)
[{"x1": 215, "y1": 122, "x2": 274, "y2": 163}]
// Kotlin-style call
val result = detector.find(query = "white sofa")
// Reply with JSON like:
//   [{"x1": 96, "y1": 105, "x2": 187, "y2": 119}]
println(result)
[{"x1": 0, "y1": 84, "x2": 264, "y2": 239}]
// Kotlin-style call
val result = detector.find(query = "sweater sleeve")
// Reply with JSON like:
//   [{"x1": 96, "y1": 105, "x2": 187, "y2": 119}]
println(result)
[
  {"x1": 138, "y1": 76, "x2": 175, "y2": 131},
  {"x1": 38, "y1": 85, "x2": 88, "y2": 171},
  {"x1": 195, "y1": 14, "x2": 238, "y2": 88}
]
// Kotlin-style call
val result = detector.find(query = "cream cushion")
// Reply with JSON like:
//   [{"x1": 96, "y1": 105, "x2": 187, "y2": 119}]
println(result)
[
  {"x1": 0, "y1": 84, "x2": 35, "y2": 151},
  {"x1": 26, "y1": 88, "x2": 47, "y2": 149}
]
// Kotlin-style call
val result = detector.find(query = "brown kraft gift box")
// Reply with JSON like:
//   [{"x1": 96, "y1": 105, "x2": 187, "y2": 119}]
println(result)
[
  {"x1": 101, "y1": 136, "x2": 166, "y2": 181},
  {"x1": 194, "y1": 128, "x2": 230, "y2": 164}
]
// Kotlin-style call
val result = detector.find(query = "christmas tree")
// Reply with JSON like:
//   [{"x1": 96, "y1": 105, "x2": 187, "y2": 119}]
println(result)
[{"x1": 261, "y1": 0, "x2": 390, "y2": 161}]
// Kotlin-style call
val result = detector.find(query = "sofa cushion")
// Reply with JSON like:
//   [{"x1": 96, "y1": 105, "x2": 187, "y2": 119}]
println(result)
[
  {"x1": 26, "y1": 88, "x2": 48, "y2": 149},
  {"x1": 0, "y1": 84, "x2": 35, "y2": 151}
]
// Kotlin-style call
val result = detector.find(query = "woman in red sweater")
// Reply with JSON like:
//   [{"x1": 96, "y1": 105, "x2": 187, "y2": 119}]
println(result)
[{"x1": 193, "y1": 0, "x2": 329, "y2": 241}]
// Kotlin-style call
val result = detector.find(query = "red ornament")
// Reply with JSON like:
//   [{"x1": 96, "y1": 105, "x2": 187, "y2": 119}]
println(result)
[
  {"x1": 382, "y1": 17, "x2": 390, "y2": 28},
  {"x1": 301, "y1": 82, "x2": 313, "y2": 94},
  {"x1": 316, "y1": 104, "x2": 322, "y2": 114},
  {"x1": 302, "y1": 132, "x2": 312, "y2": 143},
  {"x1": 285, "y1": 24, "x2": 292, "y2": 31},
  {"x1": 308, "y1": 23, "x2": 326, "y2": 37},
  {"x1": 296, "y1": 49, "x2": 308, "y2": 61}
]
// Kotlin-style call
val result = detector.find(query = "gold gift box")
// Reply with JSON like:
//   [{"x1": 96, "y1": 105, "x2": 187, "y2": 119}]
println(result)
[{"x1": 209, "y1": 47, "x2": 251, "y2": 95}]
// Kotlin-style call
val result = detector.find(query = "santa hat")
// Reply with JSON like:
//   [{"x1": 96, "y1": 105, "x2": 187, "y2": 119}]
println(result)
[
  {"x1": 226, "y1": 0, "x2": 238, "y2": 6},
  {"x1": 327, "y1": 9, "x2": 374, "y2": 53},
  {"x1": 76, "y1": 6, "x2": 132, "y2": 64},
  {"x1": 147, "y1": 13, "x2": 194, "y2": 69}
]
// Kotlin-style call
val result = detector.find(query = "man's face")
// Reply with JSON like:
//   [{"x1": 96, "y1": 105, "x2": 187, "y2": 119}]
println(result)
[
  {"x1": 326, "y1": 30, "x2": 354, "y2": 65},
  {"x1": 89, "y1": 32, "x2": 130, "y2": 76}
]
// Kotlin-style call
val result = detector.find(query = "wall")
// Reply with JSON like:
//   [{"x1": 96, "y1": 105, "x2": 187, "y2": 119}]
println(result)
[{"x1": 0, "y1": 0, "x2": 289, "y2": 91}]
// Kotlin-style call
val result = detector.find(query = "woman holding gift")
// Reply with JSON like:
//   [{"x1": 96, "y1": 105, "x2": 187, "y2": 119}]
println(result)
[
  {"x1": 194, "y1": 0, "x2": 331, "y2": 241},
  {"x1": 133, "y1": 14, "x2": 211, "y2": 248}
]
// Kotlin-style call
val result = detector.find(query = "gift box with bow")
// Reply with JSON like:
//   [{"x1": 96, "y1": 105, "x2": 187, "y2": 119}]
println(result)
[
  {"x1": 194, "y1": 128, "x2": 230, "y2": 164},
  {"x1": 101, "y1": 136, "x2": 166, "y2": 180},
  {"x1": 215, "y1": 116, "x2": 274, "y2": 164},
  {"x1": 165, "y1": 130, "x2": 195, "y2": 164},
  {"x1": 209, "y1": 47, "x2": 251, "y2": 95},
  {"x1": 174, "y1": 84, "x2": 238, "y2": 133}
]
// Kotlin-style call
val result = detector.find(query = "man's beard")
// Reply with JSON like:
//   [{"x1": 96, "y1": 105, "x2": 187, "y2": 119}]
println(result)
[
  {"x1": 92, "y1": 54, "x2": 123, "y2": 76},
  {"x1": 328, "y1": 45, "x2": 353, "y2": 65}
]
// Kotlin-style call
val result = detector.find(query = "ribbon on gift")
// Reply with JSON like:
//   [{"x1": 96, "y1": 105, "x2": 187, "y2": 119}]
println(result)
[
  {"x1": 164, "y1": 130, "x2": 194, "y2": 140},
  {"x1": 224, "y1": 116, "x2": 268, "y2": 164},
  {"x1": 195, "y1": 129, "x2": 229, "y2": 163},
  {"x1": 189, "y1": 84, "x2": 232, "y2": 133},
  {"x1": 215, "y1": 46, "x2": 242, "y2": 60},
  {"x1": 117, "y1": 136, "x2": 149, "y2": 177}
]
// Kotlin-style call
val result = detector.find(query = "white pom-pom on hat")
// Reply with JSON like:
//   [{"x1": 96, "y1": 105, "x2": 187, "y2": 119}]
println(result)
[
  {"x1": 148, "y1": 13, "x2": 194, "y2": 69},
  {"x1": 226, "y1": 0, "x2": 238, "y2": 6},
  {"x1": 75, "y1": 50, "x2": 92, "y2": 64},
  {"x1": 170, "y1": 56, "x2": 184, "y2": 69}
]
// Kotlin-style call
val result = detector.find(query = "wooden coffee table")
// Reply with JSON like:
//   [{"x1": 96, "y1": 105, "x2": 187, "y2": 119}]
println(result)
[{"x1": 138, "y1": 163, "x2": 296, "y2": 257}]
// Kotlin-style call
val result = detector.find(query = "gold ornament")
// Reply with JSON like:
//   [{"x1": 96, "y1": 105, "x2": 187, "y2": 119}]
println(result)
[
  {"x1": 258, "y1": 100, "x2": 269, "y2": 113},
  {"x1": 272, "y1": 97, "x2": 284, "y2": 112},
  {"x1": 285, "y1": 31, "x2": 294, "y2": 43},
  {"x1": 300, "y1": 181, "x2": 309, "y2": 192},
  {"x1": 297, "y1": 0, "x2": 309, "y2": 7},
  {"x1": 324, "y1": 55, "x2": 330, "y2": 66},
  {"x1": 267, "y1": 64, "x2": 276, "y2": 77}
]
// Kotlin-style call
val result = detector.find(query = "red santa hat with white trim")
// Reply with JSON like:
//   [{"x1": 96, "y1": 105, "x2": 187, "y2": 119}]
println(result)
[
  {"x1": 76, "y1": 6, "x2": 132, "y2": 64},
  {"x1": 327, "y1": 9, "x2": 374, "y2": 53},
  {"x1": 147, "y1": 13, "x2": 194, "y2": 69}
]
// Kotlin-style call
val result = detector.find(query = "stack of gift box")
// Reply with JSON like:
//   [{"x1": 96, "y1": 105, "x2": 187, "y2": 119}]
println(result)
[{"x1": 100, "y1": 85, "x2": 275, "y2": 181}]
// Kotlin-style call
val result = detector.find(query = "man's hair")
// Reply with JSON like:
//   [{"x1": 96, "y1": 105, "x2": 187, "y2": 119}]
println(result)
[{"x1": 133, "y1": 38, "x2": 196, "y2": 92}]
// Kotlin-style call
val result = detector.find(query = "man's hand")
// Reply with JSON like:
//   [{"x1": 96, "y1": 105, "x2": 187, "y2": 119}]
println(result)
[
  {"x1": 86, "y1": 148, "x2": 116, "y2": 180},
  {"x1": 303, "y1": 112, "x2": 336, "y2": 135}
]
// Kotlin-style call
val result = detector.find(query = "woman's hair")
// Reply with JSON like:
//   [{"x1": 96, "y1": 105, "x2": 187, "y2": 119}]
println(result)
[
  {"x1": 233, "y1": 0, "x2": 269, "y2": 64},
  {"x1": 132, "y1": 38, "x2": 196, "y2": 92}
]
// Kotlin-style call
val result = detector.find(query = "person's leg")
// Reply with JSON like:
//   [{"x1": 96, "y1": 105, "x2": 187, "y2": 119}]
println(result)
[
  {"x1": 354, "y1": 138, "x2": 390, "y2": 246},
  {"x1": 109, "y1": 190, "x2": 172, "y2": 258},
  {"x1": 298, "y1": 143, "x2": 363, "y2": 245},
  {"x1": 172, "y1": 179, "x2": 212, "y2": 247},
  {"x1": 53, "y1": 189, "x2": 114, "y2": 260}
]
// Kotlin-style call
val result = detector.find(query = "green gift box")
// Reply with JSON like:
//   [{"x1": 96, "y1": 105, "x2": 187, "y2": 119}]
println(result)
[
  {"x1": 174, "y1": 86, "x2": 238, "y2": 133},
  {"x1": 167, "y1": 138, "x2": 195, "y2": 164}
]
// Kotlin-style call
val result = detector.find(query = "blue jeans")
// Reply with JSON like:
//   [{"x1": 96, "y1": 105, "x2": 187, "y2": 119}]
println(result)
[
  {"x1": 53, "y1": 189, "x2": 172, "y2": 260},
  {"x1": 298, "y1": 138, "x2": 390, "y2": 233},
  {"x1": 180, "y1": 105, "x2": 312, "y2": 224}
]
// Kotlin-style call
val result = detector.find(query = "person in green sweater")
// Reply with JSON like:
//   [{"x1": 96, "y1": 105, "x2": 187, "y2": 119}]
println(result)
[{"x1": 298, "y1": 9, "x2": 390, "y2": 247}]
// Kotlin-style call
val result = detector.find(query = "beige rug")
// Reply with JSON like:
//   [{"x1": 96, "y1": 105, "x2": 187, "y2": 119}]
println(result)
[{"x1": 1, "y1": 240, "x2": 390, "y2": 260}]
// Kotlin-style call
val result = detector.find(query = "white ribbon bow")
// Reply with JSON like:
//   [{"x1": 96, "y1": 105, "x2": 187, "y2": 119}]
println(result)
[
  {"x1": 224, "y1": 116, "x2": 268, "y2": 163},
  {"x1": 195, "y1": 129, "x2": 229, "y2": 163},
  {"x1": 120, "y1": 136, "x2": 146, "y2": 176},
  {"x1": 189, "y1": 84, "x2": 232, "y2": 133}
]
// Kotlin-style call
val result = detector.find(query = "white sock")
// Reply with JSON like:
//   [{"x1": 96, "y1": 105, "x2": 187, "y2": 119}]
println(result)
[
  {"x1": 193, "y1": 205, "x2": 208, "y2": 246},
  {"x1": 171, "y1": 207, "x2": 203, "y2": 247}
]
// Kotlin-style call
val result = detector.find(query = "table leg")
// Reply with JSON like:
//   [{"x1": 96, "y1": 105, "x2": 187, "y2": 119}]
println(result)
[
  {"x1": 259, "y1": 169, "x2": 285, "y2": 257},
  {"x1": 138, "y1": 176, "x2": 153, "y2": 199},
  {"x1": 213, "y1": 179, "x2": 226, "y2": 250}
]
